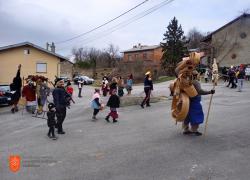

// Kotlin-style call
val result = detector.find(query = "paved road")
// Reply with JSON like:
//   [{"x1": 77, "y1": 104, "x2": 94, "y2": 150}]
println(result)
[{"x1": 0, "y1": 81, "x2": 250, "y2": 180}]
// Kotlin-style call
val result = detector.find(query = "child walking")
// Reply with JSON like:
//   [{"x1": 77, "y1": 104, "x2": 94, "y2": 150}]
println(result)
[
  {"x1": 47, "y1": 103, "x2": 57, "y2": 140},
  {"x1": 105, "y1": 89, "x2": 120, "y2": 123},
  {"x1": 91, "y1": 89, "x2": 102, "y2": 120},
  {"x1": 101, "y1": 79, "x2": 109, "y2": 97}
]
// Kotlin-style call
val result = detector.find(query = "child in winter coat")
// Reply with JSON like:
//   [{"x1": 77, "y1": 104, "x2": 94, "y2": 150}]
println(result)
[
  {"x1": 47, "y1": 103, "x2": 57, "y2": 140},
  {"x1": 105, "y1": 89, "x2": 120, "y2": 123},
  {"x1": 66, "y1": 81, "x2": 73, "y2": 96},
  {"x1": 91, "y1": 89, "x2": 102, "y2": 120},
  {"x1": 101, "y1": 80, "x2": 109, "y2": 97}
]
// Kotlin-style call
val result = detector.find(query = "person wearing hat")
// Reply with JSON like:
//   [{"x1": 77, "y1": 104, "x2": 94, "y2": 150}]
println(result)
[
  {"x1": 47, "y1": 103, "x2": 57, "y2": 140},
  {"x1": 183, "y1": 70, "x2": 215, "y2": 136},
  {"x1": 52, "y1": 79, "x2": 68, "y2": 134},
  {"x1": 140, "y1": 71, "x2": 153, "y2": 108}
]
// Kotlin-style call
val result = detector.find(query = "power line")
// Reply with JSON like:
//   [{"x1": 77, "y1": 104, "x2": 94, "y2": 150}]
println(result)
[
  {"x1": 55, "y1": 0, "x2": 150, "y2": 44},
  {"x1": 56, "y1": 0, "x2": 175, "y2": 51}
]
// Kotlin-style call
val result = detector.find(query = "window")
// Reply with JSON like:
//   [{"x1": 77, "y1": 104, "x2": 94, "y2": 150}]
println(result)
[
  {"x1": 24, "y1": 49, "x2": 30, "y2": 55},
  {"x1": 36, "y1": 63, "x2": 47, "y2": 73},
  {"x1": 135, "y1": 54, "x2": 139, "y2": 59},
  {"x1": 128, "y1": 55, "x2": 132, "y2": 61}
]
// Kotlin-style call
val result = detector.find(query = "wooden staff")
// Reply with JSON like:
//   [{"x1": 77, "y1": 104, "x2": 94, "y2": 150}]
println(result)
[{"x1": 204, "y1": 59, "x2": 218, "y2": 136}]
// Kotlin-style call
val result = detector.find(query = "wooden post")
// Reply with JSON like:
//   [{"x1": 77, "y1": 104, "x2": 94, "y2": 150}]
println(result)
[{"x1": 203, "y1": 58, "x2": 218, "y2": 136}]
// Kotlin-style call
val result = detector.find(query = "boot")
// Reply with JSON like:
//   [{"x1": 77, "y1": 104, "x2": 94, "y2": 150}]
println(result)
[
  {"x1": 105, "y1": 116, "x2": 110, "y2": 122},
  {"x1": 15, "y1": 107, "x2": 19, "y2": 112},
  {"x1": 113, "y1": 119, "x2": 118, "y2": 123}
]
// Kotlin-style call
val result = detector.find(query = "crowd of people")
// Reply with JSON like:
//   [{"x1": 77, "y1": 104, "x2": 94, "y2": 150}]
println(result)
[
  {"x1": 202, "y1": 65, "x2": 249, "y2": 92},
  {"x1": 90, "y1": 72, "x2": 154, "y2": 122},
  {"x1": 8, "y1": 65, "x2": 74, "y2": 140},
  {"x1": 8, "y1": 66, "x2": 138, "y2": 140},
  {"x1": 221, "y1": 65, "x2": 248, "y2": 92},
  {"x1": 8, "y1": 62, "x2": 248, "y2": 140}
]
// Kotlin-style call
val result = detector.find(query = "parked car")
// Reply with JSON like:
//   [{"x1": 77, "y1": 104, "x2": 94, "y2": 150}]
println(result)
[
  {"x1": 60, "y1": 76, "x2": 70, "y2": 83},
  {"x1": 0, "y1": 84, "x2": 12, "y2": 105},
  {"x1": 73, "y1": 75, "x2": 94, "y2": 85}
]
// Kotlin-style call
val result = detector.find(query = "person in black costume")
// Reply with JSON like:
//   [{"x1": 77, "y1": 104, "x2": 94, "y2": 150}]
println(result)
[
  {"x1": 10, "y1": 64, "x2": 22, "y2": 113},
  {"x1": 47, "y1": 103, "x2": 57, "y2": 140}
]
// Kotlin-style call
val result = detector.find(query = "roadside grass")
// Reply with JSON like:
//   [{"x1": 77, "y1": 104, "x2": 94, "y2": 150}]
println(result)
[
  {"x1": 155, "y1": 76, "x2": 175, "y2": 83},
  {"x1": 91, "y1": 76, "x2": 175, "y2": 87},
  {"x1": 91, "y1": 80, "x2": 102, "y2": 87}
]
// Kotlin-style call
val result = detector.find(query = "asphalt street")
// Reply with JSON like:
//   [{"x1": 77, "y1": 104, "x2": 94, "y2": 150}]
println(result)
[{"x1": 0, "y1": 81, "x2": 250, "y2": 180}]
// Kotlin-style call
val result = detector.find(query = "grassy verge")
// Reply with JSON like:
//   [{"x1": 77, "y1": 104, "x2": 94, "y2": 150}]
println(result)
[
  {"x1": 92, "y1": 76, "x2": 175, "y2": 87},
  {"x1": 155, "y1": 76, "x2": 175, "y2": 83}
]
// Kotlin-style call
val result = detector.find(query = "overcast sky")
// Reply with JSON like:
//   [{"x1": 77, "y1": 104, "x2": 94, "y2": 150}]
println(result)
[{"x1": 0, "y1": 0, "x2": 250, "y2": 57}]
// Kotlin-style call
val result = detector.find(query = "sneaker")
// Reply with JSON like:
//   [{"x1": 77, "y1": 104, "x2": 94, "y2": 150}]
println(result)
[{"x1": 51, "y1": 136, "x2": 58, "y2": 140}]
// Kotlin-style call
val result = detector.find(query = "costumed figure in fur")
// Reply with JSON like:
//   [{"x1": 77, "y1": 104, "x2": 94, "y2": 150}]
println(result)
[{"x1": 170, "y1": 52, "x2": 215, "y2": 136}]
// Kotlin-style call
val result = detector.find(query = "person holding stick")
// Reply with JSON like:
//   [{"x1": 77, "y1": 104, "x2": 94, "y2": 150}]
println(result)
[{"x1": 183, "y1": 70, "x2": 215, "y2": 136}]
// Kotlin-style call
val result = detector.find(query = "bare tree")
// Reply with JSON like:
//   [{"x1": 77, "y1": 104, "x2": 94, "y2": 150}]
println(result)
[
  {"x1": 106, "y1": 44, "x2": 120, "y2": 67},
  {"x1": 72, "y1": 47, "x2": 88, "y2": 62},
  {"x1": 89, "y1": 48, "x2": 101, "y2": 78},
  {"x1": 186, "y1": 28, "x2": 205, "y2": 49}
]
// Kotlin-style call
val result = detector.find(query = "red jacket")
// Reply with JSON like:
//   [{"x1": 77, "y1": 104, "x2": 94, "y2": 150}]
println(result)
[
  {"x1": 66, "y1": 86, "x2": 73, "y2": 95},
  {"x1": 22, "y1": 85, "x2": 36, "y2": 101}
]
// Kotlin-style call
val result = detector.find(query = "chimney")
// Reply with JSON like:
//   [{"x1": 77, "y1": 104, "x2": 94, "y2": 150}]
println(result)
[
  {"x1": 138, "y1": 43, "x2": 142, "y2": 49},
  {"x1": 46, "y1": 42, "x2": 50, "y2": 50},
  {"x1": 51, "y1": 42, "x2": 55, "y2": 53}
]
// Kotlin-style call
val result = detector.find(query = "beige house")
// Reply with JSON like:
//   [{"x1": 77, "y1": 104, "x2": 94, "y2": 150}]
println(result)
[
  {"x1": 0, "y1": 42, "x2": 72, "y2": 84},
  {"x1": 202, "y1": 13, "x2": 250, "y2": 67}
]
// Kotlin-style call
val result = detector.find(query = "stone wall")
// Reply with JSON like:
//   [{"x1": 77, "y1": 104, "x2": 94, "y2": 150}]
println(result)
[{"x1": 211, "y1": 16, "x2": 250, "y2": 67}]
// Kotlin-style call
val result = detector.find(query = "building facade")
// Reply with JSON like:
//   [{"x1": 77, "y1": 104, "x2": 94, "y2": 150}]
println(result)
[
  {"x1": 123, "y1": 44, "x2": 163, "y2": 67},
  {"x1": 202, "y1": 13, "x2": 250, "y2": 67},
  {"x1": 0, "y1": 42, "x2": 71, "y2": 84}
]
